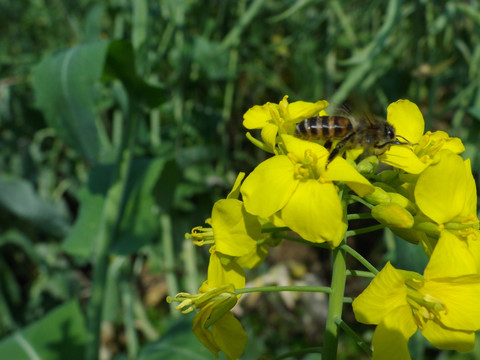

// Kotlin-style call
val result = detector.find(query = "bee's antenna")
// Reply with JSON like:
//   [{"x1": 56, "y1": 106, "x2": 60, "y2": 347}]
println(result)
[{"x1": 395, "y1": 135, "x2": 414, "y2": 145}]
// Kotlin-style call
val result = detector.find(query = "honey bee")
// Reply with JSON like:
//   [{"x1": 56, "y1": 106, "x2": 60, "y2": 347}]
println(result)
[{"x1": 294, "y1": 114, "x2": 410, "y2": 167}]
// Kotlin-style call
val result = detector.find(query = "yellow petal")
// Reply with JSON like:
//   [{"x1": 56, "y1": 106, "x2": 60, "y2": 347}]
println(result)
[
  {"x1": 261, "y1": 123, "x2": 279, "y2": 149},
  {"x1": 241, "y1": 155, "x2": 298, "y2": 218},
  {"x1": 423, "y1": 275, "x2": 480, "y2": 331},
  {"x1": 422, "y1": 321, "x2": 475, "y2": 352},
  {"x1": 380, "y1": 146, "x2": 427, "y2": 174},
  {"x1": 281, "y1": 134, "x2": 329, "y2": 162},
  {"x1": 428, "y1": 131, "x2": 465, "y2": 154},
  {"x1": 424, "y1": 230, "x2": 477, "y2": 278},
  {"x1": 212, "y1": 199, "x2": 260, "y2": 257},
  {"x1": 324, "y1": 157, "x2": 374, "y2": 196},
  {"x1": 287, "y1": 99, "x2": 329, "y2": 121},
  {"x1": 236, "y1": 244, "x2": 269, "y2": 269},
  {"x1": 192, "y1": 305, "x2": 220, "y2": 357},
  {"x1": 386, "y1": 99, "x2": 425, "y2": 144},
  {"x1": 207, "y1": 251, "x2": 245, "y2": 290},
  {"x1": 280, "y1": 180, "x2": 346, "y2": 246},
  {"x1": 414, "y1": 151, "x2": 467, "y2": 224},
  {"x1": 227, "y1": 172, "x2": 245, "y2": 199},
  {"x1": 212, "y1": 312, "x2": 248, "y2": 360},
  {"x1": 371, "y1": 306, "x2": 417, "y2": 360},
  {"x1": 353, "y1": 262, "x2": 409, "y2": 325},
  {"x1": 243, "y1": 103, "x2": 274, "y2": 129},
  {"x1": 461, "y1": 159, "x2": 477, "y2": 217}
]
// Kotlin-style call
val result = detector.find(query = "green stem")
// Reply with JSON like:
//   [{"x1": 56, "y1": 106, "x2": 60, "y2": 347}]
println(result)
[
  {"x1": 183, "y1": 236, "x2": 199, "y2": 295},
  {"x1": 347, "y1": 213, "x2": 374, "y2": 220},
  {"x1": 236, "y1": 285, "x2": 332, "y2": 295},
  {"x1": 85, "y1": 106, "x2": 138, "y2": 360},
  {"x1": 334, "y1": 318, "x2": 372, "y2": 356},
  {"x1": 161, "y1": 213, "x2": 179, "y2": 315},
  {"x1": 121, "y1": 278, "x2": 139, "y2": 359},
  {"x1": 346, "y1": 223, "x2": 385, "y2": 237},
  {"x1": 341, "y1": 244, "x2": 379, "y2": 275},
  {"x1": 348, "y1": 195, "x2": 375, "y2": 209},
  {"x1": 323, "y1": 242, "x2": 347, "y2": 359},
  {"x1": 346, "y1": 269, "x2": 376, "y2": 278}
]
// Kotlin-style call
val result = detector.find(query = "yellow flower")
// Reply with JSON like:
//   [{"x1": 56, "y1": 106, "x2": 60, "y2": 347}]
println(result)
[
  {"x1": 240, "y1": 134, "x2": 373, "y2": 247},
  {"x1": 243, "y1": 95, "x2": 328, "y2": 151},
  {"x1": 414, "y1": 150, "x2": 476, "y2": 226},
  {"x1": 168, "y1": 283, "x2": 247, "y2": 360},
  {"x1": 353, "y1": 261, "x2": 480, "y2": 359},
  {"x1": 195, "y1": 252, "x2": 247, "y2": 360},
  {"x1": 169, "y1": 247, "x2": 247, "y2": 359},
  {"x1": 413, "y1": 150, "x2": 480, "y2": 270},
  {"x1": 187, "y1": 172, "x2": 269, "y2": 268},
  {"x1": 174, "y1": 173, "x2": 260, "y2": 359},
  {"x1": 380, "y1": 100, "x2": 465, "y2": 173}
]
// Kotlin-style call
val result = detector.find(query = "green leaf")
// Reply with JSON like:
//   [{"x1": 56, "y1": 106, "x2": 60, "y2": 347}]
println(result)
[
  {"x1": 192, "y1": 37, "x2": 230, "y2": 80},
  {"x1": 32, "y1": 40, "x2": 164, "y2": 164},
  {"x1": 110, "y1": 157, "x2": 168, "y2": 255},
  {"x1": 0, "y1": 176, "x2": 70, "y2": 237},
  {"x1": 0, "y1": 301, "x2": 87, "y2": 360},
  {"x1": 62, "y1": 157, "x2": 171, "y2": 257},
  {"x1": 32, "y1": 41, "x2": 111, "y2": 164},
  {"x1": 103, "y1": 41, "x2": 165, "y2": 108},
  {"x1": 61, "y1": 164, "x2": 112, "y2": 258}
]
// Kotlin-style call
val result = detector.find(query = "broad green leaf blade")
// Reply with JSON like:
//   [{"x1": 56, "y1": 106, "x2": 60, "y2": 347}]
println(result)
[
  {"x1": 0, "y1": 176, "x2": 70, "y2": 237},
  {"x1": 33, "y1": 40, "x2": 164, "y2": 164},
  {"x1": 32, "y1": 41, "x2": 111, "y2": 164},
  {"x1": 110, "y1": 157, "x2": 167, "y2": 255},
  {"x1": 0, "y1": 301, "x2": 87, "y2": 360},
  {"x1": 103, "y1": 41, "x2": 165, "y2": 108},
  {"x1": 62, "y1": 157, "x2": 170, "y2": 257},
  {"x1": 61, "y1": 164, "x2": 112, "y2": 258}
]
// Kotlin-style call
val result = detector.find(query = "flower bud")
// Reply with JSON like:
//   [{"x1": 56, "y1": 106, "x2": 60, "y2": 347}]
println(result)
[
  {"x1": 372, "y1": 203, "x2": 414, "y2": 229},
  {"x1": 364, "y1": 186, "x2": 391, "y2": 205},
  {"x1": 389, "y1": 193, "x2": 416, "y2": 215},
  {"x1": 356, "y1": 155, "x2": 379, "y2": 177}
]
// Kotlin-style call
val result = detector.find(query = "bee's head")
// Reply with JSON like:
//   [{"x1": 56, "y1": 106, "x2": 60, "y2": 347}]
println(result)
[{"x1": 384, "y1": 122, "x2": 396, "y2": 140}]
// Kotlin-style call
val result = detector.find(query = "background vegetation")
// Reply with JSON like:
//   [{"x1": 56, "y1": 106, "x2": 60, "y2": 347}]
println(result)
[{"x1": 1, "y1": 0, "x2": 480, "y2": 359}]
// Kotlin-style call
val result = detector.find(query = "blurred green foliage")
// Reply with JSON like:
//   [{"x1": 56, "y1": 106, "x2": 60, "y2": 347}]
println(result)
[{"x1": 1, "y1": 0, "x2": 480, "y2": 359}]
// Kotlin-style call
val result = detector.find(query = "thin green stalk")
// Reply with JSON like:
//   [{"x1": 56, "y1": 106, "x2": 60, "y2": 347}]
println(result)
[
  {"x1": 330, "y1": 0, "x2": 402, "y2": 105},
  {"x1": 261, "y1": 226, "x2": 290, "y2": 233},
  {"x1": 346, "y1": 269, "x2": 376, "y2": 278},
  {"x1": 150, "y1": 108, "x2": 161, "y2": 148},
  {"x1": 341, "y1": 244, "x2": 379, "y2": 275},
  {"x1": 236, "y1": 285, "x2": 331, "y2": 295},
  {"x1": 161, "y1": 213, "x2": 179, "y2": 315},
  {"x1": 348, "y1": 195, "x2": 375, "y2": 209},
  {"x1": 121, "y1": 279, "x2": 139, "y2": 359},
  {"x1": 334, "y1": 318, "x2": 372, "y2": 356},
  {"x1": 347, "y1": 213, "x2": 373, "y2": 220},
  {"x1": 323, "y1": 241, "x2": 347, "y2": 360},
  {"x1": 85, "y1": 106, "x2": 138, "y2": 360},
  {"x1": 183, "y1": 237, "x2": 199, "y2": 295},
  {"x1": 221, "y1": 0, "x2": 265, "y2": 48},
  {"x1": 346, "y1": 223, "x2": 385, "y2": 237}
]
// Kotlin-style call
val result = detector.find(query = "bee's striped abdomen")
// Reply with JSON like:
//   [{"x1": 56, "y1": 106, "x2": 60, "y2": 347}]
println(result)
[{"x1": 295, "y1": 116, "x2": 354, "y2": 140}]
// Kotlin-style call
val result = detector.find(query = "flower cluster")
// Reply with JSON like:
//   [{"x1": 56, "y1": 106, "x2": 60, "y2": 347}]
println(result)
[
  {"x1": 352, "y1": 100, "x2": 480, "y2": 358},
  {"x1": 168, "y1": 96, "x2": 480, "y2": 359}
]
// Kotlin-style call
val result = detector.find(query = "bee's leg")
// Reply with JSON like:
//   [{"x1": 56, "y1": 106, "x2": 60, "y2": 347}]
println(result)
[
  {"x1": 374, "y1": 139, "x2": 410, "y2": 155},
  {"x1": 324, "y1": 140, "x2": 333, "y2": 150},
  {"x1": 326, "y1": 131, "x2": 356, "y2": 168}
]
